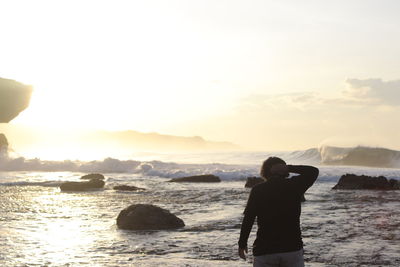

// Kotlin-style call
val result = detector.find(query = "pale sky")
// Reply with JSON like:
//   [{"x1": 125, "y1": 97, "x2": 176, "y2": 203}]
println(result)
[{"x1": 1, "y1": 0, "x2": 400, "y2": 151}]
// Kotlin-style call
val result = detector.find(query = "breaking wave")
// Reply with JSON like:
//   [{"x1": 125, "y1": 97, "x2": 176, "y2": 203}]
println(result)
[
  {"x1": 318, "y1": 146, "x2": 400, "y2": 168},
  {"x1": 259, "y1": 146, "x2": 400, "y2": 168},
  {"x1": 0, "y1": 181, "x2": 63, "y2": 187},
  {"x1": 1, "y1": 146, "x2": 399, "y2": 180}
]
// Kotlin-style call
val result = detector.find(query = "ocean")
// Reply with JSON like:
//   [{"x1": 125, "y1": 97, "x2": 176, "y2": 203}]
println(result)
[{"x1": 1, "y1": 149, "x2": 399, "y2": 266}]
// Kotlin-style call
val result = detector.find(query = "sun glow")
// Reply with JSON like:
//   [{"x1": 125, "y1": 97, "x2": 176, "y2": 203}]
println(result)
[
  {"x1": 2, "y1": 0, "x2": 277, "y2": 153},
  {"x1": 2, "y1": 0, "x2": 400, "y2": 152},
  {"x1": 2, "y1": 1, "x2": 234, "y2": 131}
]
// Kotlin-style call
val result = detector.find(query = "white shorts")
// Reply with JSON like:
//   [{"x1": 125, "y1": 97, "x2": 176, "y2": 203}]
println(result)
[{"x1": 253, "y1": 249, "x2": 304, "y2": 267}]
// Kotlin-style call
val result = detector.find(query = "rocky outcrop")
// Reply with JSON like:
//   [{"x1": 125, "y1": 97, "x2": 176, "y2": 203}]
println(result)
[
  {"x1": 0, "y1": 77, "x2": 33, "y2": 122},
  {"x1": 168, "y1": 174, "x2": 220, "y2": 183},
  {"x1": 116, "y1": 204, "x2": 185, "y2": 230},
  {"x1": 114, "y1": 185, "x2": 146, "y2": 191},
  {"x1": 0, "y1": 133, "x2": 8, "y2": 147},
  {"x1": 80, "y1": 173, "x2": 105, "y2": 180},
  {"x1": 332, "y1": 174, "x2": 400, "y2": 190},
  {"x1": 60, "y1": 178, "x2": 105, "y2": 191},
  {"x1": 0, "y1": 133, "x2": 8, "y2": 158},
  {"x1": 389, "y1": 179, "x2": 400, "y2": 190},
  {"x1": 245, "y1": 177, "x2": 265, "y2": 188}
]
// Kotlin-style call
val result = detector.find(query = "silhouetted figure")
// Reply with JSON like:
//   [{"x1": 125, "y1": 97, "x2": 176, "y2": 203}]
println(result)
[{"x1": 238, "y1": 157, "x2": 319, "y2": 267}]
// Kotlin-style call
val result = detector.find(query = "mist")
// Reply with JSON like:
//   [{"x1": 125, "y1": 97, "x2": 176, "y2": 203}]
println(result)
[{"x1": 0, "y1": 124, "x2": 241, "y2": 161}]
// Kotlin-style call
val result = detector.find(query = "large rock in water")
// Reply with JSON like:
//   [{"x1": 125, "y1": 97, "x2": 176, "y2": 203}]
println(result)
[
  {"x1": 60, "y1": 178, "x2": 105, "y2": 191},
  {"x1": 332, "y1": 174, "x2": 400, "y2": 190},
  {"x1": 168, "y1": 174, "x2": 220, "y2": 183},
  {"x1": 114, "y1": 185, "x2": 146, "y2": 191},
  {"x1": 117, "y1": 204, "x2": 185, "y2": 230},
  {"x1": 245, "y1": 177, "x2": 265, "y2": 188},
  {"x1": 80, "y1": 173, "x2": 105, "y2": 180}
]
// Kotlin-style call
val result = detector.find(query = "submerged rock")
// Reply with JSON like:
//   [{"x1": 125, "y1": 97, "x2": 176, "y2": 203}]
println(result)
[
  {"x1": 168, "y1": 174, "x2": 220, "y2": 183},
  {"x1": 113, "y1": 185, "x2": 146, "y2": 191},
  {"x1": 80, "y1": 173, "x2": 105, "y2": 180},
  {"x1": 245, "y1": 177, "x2": 265, "y2": 188},
  {"x1": 117, "y1": 204, "x2": 185, "y2": 230},
  {"x1": 389, "y1": 179, "x2": 400, "y2": 189},
  {"x1": 332, "y1": 174, "x2": 400, "y2": 190},
  {"x1": 60, "y1": 178, "x2": 105, "y2": 191}
]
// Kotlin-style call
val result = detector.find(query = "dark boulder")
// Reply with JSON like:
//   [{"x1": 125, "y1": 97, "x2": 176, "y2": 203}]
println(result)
[
  {"x1": 114, "y1": 185, "x2": 146, "y2": 191},
  {"x1": 168, "y1": 174, "x2": 220, "y2": 183},
  {"x1": 80, "y1": 173, "x2": 105, "y2": 180},
  {"x1": 245, "y1": 177, "x2": 265, "y2": 188},
  {"x1": 60, "y1": 178, "x2": 105, "y2": 191},
  {"x1": 117, "y1": 204, "x2": 185, "y2": 230},
  {"x1": 389, "y1": 179, "x2": 400, "y2": 190},
  {"x1": 332, "y1": 174, "x2": 400, "y2": 190}
]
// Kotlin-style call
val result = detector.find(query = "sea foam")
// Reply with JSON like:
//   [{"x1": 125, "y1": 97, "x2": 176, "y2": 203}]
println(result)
[{"x1": 1, "y1": 147, "x2": 400, "y2": 182}]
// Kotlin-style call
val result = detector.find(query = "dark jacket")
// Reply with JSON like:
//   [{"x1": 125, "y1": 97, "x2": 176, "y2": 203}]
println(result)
[{"x1": 238, "y1": 165, "x2": 319, "y2": 256}]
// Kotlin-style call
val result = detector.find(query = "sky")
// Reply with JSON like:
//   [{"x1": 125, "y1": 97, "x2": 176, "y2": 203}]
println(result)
[{"x1": 1, "y1": 0, "x2": 400, "y2": 152}]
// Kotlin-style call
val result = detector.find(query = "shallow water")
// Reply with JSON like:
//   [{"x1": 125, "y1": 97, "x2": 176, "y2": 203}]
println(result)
[{"x1": 0, "y1": 168, "x2": 399, "y2": 266}]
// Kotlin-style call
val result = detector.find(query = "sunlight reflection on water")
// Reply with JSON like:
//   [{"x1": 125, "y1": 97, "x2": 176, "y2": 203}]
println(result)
[{"x1": 0, "y1": 170, "x2": 399, "y2": 266}]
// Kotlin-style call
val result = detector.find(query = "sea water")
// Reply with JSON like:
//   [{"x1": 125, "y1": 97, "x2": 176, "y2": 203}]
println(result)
[{"x1": 0, "y1": 156, "x2": 399, "y2": 266}]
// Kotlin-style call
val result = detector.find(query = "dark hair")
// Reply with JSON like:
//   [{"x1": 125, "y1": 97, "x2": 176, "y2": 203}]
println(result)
[{"x1": 260, "y1": 157, "x2": 286, "y2": 179}]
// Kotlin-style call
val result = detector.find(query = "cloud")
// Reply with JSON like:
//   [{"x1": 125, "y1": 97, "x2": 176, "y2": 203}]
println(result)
[
  {"x1": 0, "y1": 77, "x2": 33, "y2": 122},
  {"x1": 344, "y1": 78, "x2": 400, "y2": 106},
  {"x1": 240, "y1": 78, "x2": 400, "y2": 110},
  {"x1": 241, "y1": 92, "x2": 322, "y2": 111}
]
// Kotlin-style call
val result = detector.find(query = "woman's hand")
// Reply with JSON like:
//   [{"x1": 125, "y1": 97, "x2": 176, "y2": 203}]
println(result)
[{"x1": 238, "y1": 247, "x2": 248, "y2": 260}]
